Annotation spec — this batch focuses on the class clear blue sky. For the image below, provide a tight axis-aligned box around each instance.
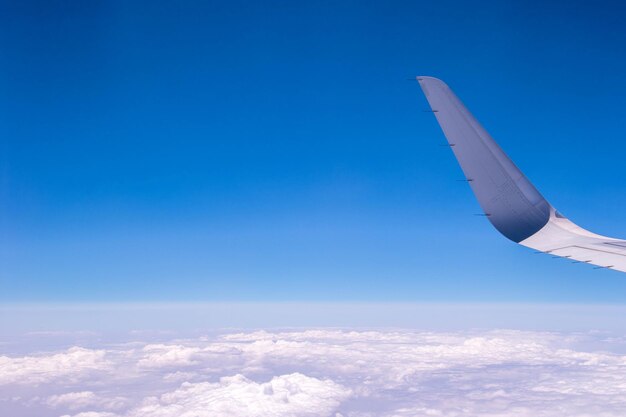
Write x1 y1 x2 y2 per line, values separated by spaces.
2 0 626 302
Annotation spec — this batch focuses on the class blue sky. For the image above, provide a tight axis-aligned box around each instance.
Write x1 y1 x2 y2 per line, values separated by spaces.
2 0 626 302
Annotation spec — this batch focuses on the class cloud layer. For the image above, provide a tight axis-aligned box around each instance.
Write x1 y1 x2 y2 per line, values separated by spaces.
2 329 626 416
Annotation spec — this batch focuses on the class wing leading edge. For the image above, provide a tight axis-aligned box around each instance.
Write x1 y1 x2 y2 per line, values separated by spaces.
418 76 626 273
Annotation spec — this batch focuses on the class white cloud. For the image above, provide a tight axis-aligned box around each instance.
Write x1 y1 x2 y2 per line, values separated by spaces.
125 373 350 417
4 329 626 417
162 371 198 382
47 391 99 409
46 391 127 411
0 347 109 386
60 412 119 417
137 344 202 368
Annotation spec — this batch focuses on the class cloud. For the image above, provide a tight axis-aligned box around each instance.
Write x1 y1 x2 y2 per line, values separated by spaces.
60 413 119 417
125 373 350 417
47 391 99 409
0 347 109 386
4 329 626 416
46 391 127 411
136 344 202 368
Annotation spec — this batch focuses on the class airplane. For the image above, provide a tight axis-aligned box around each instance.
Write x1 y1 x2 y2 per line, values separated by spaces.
417 76 626 273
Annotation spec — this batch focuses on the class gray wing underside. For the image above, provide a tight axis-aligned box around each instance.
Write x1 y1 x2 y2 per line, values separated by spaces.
418 76 626 273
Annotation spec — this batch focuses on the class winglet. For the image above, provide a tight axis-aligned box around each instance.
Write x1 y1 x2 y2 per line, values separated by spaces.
417 76 551 242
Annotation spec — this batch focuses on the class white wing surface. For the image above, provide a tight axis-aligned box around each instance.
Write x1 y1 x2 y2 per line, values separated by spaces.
418 76 626 273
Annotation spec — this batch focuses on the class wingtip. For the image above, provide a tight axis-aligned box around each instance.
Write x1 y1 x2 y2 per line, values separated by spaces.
416 76 447 86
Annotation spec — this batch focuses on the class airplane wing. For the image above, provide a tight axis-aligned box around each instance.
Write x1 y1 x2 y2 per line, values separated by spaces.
417 76 626 273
